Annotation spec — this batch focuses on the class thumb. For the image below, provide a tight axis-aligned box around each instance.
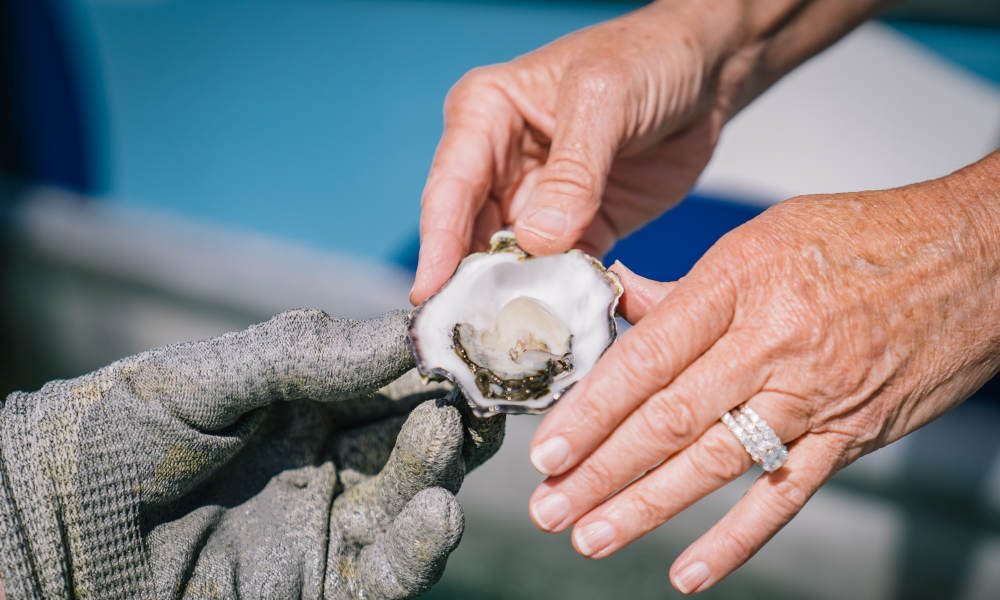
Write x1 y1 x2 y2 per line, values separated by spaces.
610 260 677 324
514 70 623 255
121 308 414 432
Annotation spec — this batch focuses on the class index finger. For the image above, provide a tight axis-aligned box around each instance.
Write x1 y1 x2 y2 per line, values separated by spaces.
528 274 736 476
411 83 503 305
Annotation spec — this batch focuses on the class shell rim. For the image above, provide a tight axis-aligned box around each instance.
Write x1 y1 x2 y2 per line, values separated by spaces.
407 231 624 418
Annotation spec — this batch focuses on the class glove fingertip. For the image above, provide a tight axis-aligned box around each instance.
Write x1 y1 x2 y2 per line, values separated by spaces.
356 487 464 599
394 400 465 489
408 486 464 548
352 309 416 387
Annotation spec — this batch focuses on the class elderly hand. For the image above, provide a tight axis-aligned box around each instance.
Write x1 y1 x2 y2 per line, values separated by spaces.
0 309 504 599
526 151 1000 593
410 1 748 304
411 0 893 305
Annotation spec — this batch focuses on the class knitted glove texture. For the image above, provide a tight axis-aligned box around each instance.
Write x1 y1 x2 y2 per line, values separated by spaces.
0 309 504 599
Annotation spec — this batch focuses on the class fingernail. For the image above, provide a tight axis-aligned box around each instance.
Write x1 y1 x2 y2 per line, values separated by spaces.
574 520 616 557
530 437 570 475
672 561 710 594
530 493 570 531
520 208 567 241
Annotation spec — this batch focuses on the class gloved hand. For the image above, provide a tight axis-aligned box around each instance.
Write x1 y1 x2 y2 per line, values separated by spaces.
0 309 504 599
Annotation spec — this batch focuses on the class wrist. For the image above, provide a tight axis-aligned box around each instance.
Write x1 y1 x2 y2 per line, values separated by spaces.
639 0 779 120
936 150 1000 271
917 150 1000 359
688 0 893 118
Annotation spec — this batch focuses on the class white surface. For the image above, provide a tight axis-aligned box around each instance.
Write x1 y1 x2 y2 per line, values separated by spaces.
697 23 1000 204
10 186 414 319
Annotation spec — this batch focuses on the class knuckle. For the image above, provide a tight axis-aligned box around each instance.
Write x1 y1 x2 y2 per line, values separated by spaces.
567 61 628 98
640 392 700 444
719 525 760 564
571 393 620 437
753 303 824 359
540 153 599 204
622 486 668 527
575 456 618 493
446 65 505 108
700 228 762 286
767 477 809 515
617 330 674 388
688 430 746 483
706 222 753 257
417 221 464 250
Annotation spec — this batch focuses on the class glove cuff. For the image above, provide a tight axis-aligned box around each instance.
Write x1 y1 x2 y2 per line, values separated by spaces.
0 397 43 600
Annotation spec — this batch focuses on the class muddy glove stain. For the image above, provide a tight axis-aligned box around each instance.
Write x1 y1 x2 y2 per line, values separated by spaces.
0 309 504 599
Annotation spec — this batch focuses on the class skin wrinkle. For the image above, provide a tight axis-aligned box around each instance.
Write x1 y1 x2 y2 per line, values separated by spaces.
530 152 1000 593
413 1 756 302
411 0 1000 591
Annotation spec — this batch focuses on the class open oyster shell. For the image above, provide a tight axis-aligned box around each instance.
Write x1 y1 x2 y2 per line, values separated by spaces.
408 231 623 417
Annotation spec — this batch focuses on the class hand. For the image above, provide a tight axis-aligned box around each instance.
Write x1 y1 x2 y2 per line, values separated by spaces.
411 0 748 304
411 0 896 306
526 153 1000 593
0 309 505 599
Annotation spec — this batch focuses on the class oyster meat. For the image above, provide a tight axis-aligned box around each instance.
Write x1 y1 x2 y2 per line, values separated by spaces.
408 231 623 416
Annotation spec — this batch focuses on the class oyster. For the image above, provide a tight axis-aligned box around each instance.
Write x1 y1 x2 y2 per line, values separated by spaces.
408 231 623 417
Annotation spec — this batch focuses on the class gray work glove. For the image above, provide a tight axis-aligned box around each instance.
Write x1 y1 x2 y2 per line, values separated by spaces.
0 309 504 599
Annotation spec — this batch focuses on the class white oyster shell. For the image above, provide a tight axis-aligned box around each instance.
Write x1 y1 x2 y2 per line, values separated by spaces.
408 231 623 417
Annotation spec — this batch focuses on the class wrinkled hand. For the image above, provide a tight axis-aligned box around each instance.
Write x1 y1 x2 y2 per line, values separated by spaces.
526 155 1000 593
0 309 504 599
411 1 748 303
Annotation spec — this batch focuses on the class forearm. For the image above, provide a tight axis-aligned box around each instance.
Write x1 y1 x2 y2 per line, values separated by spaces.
938 148 1000 289
669 0 897 117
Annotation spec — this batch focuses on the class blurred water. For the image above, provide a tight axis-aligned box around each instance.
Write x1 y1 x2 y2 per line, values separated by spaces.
65 0 633 264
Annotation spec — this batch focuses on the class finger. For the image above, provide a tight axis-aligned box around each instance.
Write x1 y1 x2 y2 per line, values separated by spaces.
122 308 413 432
445 389 507 472
328 368 452 427
528 332 769 533
355 487 464 599
559 395 809 558
334 399 465 546
333 414 408 490
569 424 753 557
668 433 839 594
529 275 736 476
412 73 506 305
609 261 678 324
374 399 466 504
470 197 504 253
514 66 626 255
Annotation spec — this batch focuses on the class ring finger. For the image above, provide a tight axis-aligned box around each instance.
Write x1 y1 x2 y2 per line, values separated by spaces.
528 332 776 533
564 393 808 559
